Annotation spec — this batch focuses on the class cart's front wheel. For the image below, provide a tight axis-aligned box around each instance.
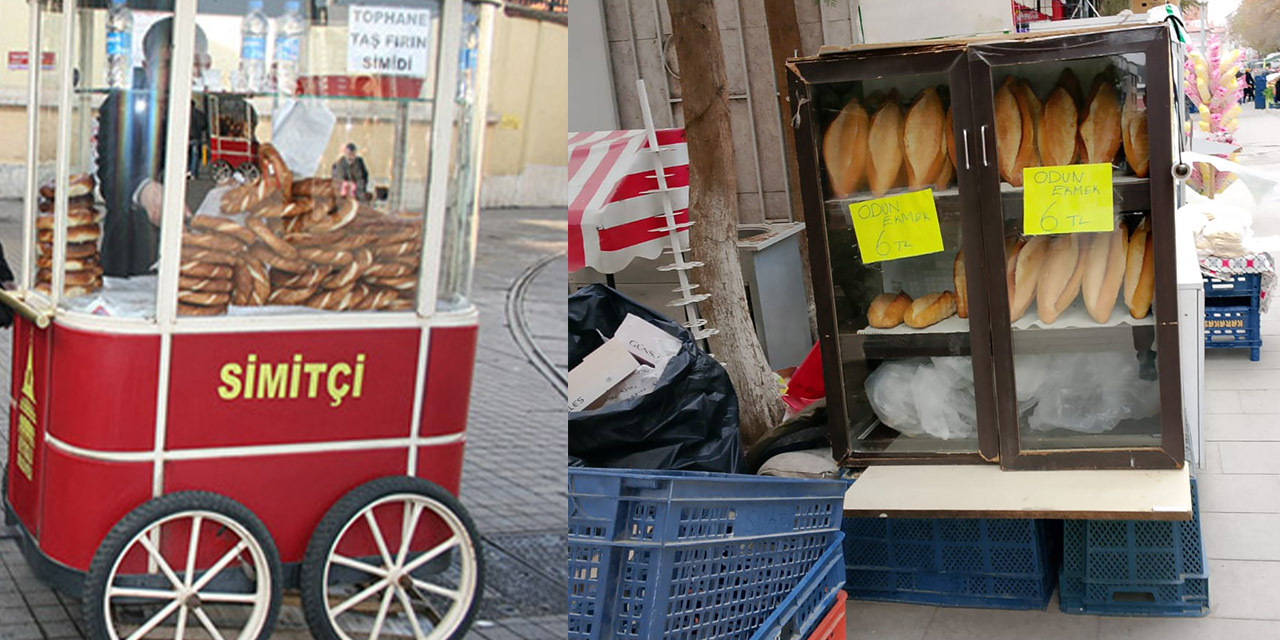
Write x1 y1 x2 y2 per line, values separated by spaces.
236 162 260 184
82 492 282 640
301 477 484 640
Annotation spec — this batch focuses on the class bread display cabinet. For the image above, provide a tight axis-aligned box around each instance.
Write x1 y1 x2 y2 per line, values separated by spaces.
788 24 1183 471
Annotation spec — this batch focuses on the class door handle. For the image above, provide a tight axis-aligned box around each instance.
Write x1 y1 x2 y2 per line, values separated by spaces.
962 129 971 170
980 124 990 167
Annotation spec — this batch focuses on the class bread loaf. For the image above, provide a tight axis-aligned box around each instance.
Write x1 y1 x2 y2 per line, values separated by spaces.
36 208 100 229
1040 87 1079 167
183 231 245 253
904 291 957 329
903 88 946 189
866 94 904 197
954 250 968 319
994 78 1022 185
267 286 316 306
1010 235 1048 321
181 262 234 280
1124 217 1155 318
189 215 257 245
1036 235 1085 324
1005 236 1025 316
38 225 100 244
178 302 227 316
178 290 231 307
179 276 234 293
1011 80 1042 185
822 96 870 198
1121 94 1149 178
934 105 955 189
867 292 911 329
1080 80 1122 165
1081 221 1129 323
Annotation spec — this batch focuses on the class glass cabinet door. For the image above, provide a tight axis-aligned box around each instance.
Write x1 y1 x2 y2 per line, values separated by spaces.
789 49 1000 464
968 26 1183 469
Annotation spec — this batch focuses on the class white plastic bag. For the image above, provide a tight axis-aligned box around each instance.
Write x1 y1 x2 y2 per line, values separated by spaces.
866 357 977 440
1019 352 1161 434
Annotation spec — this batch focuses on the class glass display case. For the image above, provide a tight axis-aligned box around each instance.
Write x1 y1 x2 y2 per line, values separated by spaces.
789 24 1184 470
19 0 494 324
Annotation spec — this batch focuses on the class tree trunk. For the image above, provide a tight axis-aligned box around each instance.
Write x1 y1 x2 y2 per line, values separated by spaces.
762 0 820 341
666 0 784 448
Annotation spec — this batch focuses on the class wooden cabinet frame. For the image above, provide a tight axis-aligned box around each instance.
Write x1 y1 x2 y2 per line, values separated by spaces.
787 25 1184 471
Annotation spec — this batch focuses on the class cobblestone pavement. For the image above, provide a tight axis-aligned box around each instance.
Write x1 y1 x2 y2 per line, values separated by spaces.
0 205 568 639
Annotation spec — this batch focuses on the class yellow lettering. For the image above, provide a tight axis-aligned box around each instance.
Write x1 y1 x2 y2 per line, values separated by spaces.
18 396 35 422
17 414 34 439
290 354 303 399
327 363 351 407
353 354 366 398
304 362 327 398
218 363 243 400
257 363 288 399
244 354 258 399
217 354 371 407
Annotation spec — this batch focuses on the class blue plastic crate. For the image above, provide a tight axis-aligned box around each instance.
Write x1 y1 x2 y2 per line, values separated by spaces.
1205 305 1261 361
1203 274 1261 298
1058 479 1209 617
1059 575 1208 617
567 468 846 640
747 533 846 640
842 518 1057 610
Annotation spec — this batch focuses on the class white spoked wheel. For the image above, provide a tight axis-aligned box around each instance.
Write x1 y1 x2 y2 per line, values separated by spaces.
210 160 234 185
301 477 485 640
236 162 260 184
82 492 282 640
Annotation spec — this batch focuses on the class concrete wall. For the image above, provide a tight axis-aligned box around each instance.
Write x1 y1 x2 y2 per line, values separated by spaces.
568 0 619 132
0 1 567 208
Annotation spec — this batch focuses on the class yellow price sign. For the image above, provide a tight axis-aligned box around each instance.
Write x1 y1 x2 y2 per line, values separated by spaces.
848 189 944 264
1023 163 1115 235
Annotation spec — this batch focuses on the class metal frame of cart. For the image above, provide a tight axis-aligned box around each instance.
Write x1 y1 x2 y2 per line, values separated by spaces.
2 1 499 639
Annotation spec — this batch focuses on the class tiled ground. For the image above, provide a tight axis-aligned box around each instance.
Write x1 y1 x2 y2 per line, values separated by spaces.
0 207 568 639
841 107 1280 638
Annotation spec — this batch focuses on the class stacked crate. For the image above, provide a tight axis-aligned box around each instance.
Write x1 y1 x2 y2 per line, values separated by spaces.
567 468 846 640
842 517 1059 610
1058 479 1208 617
1203 274 1262 361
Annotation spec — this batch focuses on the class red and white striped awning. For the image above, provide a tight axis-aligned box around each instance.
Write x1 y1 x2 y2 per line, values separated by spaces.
568 128 690 274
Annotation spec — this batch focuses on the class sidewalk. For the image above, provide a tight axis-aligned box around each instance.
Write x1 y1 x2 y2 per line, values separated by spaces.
0 205 569 639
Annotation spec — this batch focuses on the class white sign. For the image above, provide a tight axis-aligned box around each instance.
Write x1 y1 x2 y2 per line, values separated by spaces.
347 5 433 77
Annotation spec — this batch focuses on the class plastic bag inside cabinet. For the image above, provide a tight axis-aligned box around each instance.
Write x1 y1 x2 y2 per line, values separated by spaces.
865 357 977 440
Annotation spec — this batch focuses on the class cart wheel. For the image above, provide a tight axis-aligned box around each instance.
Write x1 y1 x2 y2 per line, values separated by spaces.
210 160 234 185
300 477 484 640
237 162 260 183
82 492 282 640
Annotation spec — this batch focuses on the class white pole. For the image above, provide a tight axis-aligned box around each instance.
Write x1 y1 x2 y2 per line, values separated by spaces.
635 79 717 341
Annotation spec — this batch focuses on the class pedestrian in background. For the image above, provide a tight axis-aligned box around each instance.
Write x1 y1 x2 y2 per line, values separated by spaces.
331 143 370 201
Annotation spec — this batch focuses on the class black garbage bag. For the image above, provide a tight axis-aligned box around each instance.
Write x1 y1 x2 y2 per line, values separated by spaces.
568 284 744 473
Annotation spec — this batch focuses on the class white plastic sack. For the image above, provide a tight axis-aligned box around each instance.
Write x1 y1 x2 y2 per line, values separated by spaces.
758 447 839 479
1017 352 1161 434
866 357 977 440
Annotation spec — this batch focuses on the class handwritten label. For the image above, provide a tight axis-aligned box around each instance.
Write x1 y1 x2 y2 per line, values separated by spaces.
1023 163 1114 235
848 189 944 264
